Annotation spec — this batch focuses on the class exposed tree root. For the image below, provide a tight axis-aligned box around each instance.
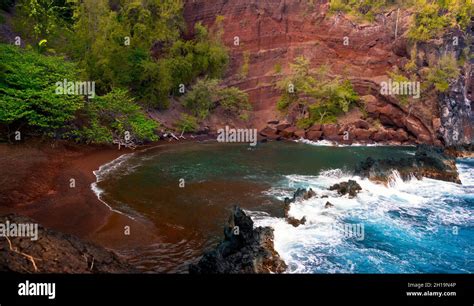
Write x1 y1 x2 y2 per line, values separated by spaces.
4 236 40 272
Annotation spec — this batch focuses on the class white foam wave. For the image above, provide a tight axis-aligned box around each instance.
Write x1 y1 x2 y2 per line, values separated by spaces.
254 161 474 273
297 139 338 147
91 153 137 220
93 153 135 182
458 158 474 186
296 138 414 147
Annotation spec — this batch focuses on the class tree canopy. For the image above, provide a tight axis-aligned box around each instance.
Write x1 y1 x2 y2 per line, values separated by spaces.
1 0 248 143
277 57 358 126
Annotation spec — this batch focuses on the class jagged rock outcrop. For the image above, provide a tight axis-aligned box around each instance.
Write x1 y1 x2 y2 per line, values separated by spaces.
409 27 473 146
189 206 287 274
283 188 316 209
445 144 474 158
260 126 281 140
439 67 473 146
0 214 132 273
282 188 315 227
283 188 312 214
355 145 461 184
329 180 362 198
287 216 306 227
325 201 334 209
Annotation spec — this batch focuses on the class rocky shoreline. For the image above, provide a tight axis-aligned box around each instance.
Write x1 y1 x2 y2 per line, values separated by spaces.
189 144 462 273
259 120 431 146
0 139 470 274
0 214 132 273
355 144 461 184
189 206 287 274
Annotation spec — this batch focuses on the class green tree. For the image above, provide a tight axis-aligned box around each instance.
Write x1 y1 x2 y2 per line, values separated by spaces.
277 56 358 124
182 78 220 119
13 0 76 51
182 78 250 119
0 43 158 143
74 88 158 143
0 44 83 137
175 113 199 133
427 53 460 92
219 87 251 115
69 1 227 108
408 0 473 41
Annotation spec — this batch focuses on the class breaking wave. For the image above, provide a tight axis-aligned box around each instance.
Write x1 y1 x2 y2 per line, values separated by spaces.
252 159 474 273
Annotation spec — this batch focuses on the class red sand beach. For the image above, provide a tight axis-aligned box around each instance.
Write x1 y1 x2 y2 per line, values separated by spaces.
0 140 160 253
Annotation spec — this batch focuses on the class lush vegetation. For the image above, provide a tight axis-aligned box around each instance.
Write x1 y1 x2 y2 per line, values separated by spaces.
329 0 473 40
387 70 411 105
329 0 402 21
175 113 199 133
408 0 473 41
69 2 229 109
0 0 248 143
2 0 470 142
426 53 460 92
183 78 251 119
0 44 83 137
0 44 157 143
240 51 250 79
329 0 470 96
72 88 158 144
277 57 359 125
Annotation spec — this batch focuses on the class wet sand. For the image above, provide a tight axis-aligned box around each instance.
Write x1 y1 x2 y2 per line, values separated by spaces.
0 140 160 255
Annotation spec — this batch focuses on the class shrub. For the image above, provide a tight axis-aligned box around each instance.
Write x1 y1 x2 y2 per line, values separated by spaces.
219 87 251 114
408 0 473 41
240 51 250 78
182 78 250 119
329 0 351 13
329 0 401 21
277 95 292 111
427 53 460 92
75 88 158 143
277 56 358 123
309 104 341 124
239 112 250 121
182 78 220 119
274 63 282 74
175 113 199 133
0 44 83 136
69 2 228 109
0 0 15 12
408 0 450 41
296 118 314 129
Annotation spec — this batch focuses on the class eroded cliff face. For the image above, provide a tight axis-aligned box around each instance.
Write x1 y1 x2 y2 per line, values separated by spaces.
439 63 473 146
184 0 473 145
436 25 474 146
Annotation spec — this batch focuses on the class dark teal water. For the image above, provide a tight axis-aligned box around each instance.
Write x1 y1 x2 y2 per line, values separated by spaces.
92 141 473 273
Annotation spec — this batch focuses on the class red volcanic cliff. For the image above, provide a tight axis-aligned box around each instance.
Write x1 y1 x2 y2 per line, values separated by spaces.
184 0 473 146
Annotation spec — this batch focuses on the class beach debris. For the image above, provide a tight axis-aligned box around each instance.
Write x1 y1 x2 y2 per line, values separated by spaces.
112 132 137 150
170 133 179 141
179 128 186 139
